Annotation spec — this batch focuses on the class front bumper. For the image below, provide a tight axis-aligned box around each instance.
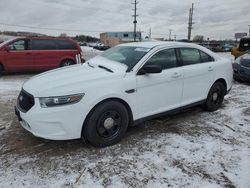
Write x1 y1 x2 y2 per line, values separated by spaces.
15 98 89 140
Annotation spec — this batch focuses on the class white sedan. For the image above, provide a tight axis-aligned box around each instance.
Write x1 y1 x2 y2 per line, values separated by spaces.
15 41 233 147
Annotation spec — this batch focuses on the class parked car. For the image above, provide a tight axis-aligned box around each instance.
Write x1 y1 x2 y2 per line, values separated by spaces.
222 44 234 52
231 37 250 59
93 45 110 51
0 37 84 75
233 52 250 82
15 42 233 147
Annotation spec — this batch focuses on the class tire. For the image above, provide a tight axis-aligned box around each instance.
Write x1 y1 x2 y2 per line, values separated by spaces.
203 82 226 111
233 76 243 83
83 101 129 147
0 64 4 75
60 59 74 67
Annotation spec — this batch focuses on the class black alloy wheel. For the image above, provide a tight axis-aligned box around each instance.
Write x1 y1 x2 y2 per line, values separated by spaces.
204 82 225 111
97 110 121 138
83 101 129 147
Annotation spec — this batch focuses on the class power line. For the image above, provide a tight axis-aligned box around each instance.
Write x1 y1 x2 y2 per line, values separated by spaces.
0 22 107 33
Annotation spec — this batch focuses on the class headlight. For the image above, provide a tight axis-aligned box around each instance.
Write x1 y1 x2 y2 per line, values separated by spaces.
39 93 84 108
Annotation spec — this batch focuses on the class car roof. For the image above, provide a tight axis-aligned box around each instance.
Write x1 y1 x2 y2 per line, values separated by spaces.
119 41 202 49
10 36 74 41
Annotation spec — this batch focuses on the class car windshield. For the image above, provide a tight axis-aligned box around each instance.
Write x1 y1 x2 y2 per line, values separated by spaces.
0 38 14 47
101 46 150 71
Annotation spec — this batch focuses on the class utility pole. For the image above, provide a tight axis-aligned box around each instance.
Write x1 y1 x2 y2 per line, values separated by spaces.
132 0 138 42
248 25 250 36
169 29 172 41
149 28 152 39
188 3 194 41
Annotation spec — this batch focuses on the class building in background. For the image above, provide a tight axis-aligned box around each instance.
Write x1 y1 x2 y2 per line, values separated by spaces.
100 31 142 47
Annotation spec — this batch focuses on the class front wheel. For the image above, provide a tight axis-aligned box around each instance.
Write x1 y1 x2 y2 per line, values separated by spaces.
0 64 4 75
60 59 74 67
203 82 226 111
83 101 129 147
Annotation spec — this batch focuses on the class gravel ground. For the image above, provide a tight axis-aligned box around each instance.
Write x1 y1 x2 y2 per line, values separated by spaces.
0 53 249 188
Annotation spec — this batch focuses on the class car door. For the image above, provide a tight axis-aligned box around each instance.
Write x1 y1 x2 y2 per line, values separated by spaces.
135 48 183 119
179 48 215 106
3 39 33 72
32 39 58 71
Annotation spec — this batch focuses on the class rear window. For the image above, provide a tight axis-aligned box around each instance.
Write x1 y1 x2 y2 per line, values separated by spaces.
32 39 56 50
56 40 77 50
239 39 250 51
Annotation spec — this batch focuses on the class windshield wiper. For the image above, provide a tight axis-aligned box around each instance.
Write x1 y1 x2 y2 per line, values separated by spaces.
98 65 114 73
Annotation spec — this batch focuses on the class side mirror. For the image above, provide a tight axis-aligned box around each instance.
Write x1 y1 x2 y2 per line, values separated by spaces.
138 65 162 75
5 46 11 52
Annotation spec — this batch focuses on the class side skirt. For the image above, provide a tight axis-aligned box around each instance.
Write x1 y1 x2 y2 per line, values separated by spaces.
133 100 206 126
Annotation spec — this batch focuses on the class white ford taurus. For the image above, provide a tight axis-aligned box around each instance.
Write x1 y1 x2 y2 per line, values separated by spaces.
15 42 233 147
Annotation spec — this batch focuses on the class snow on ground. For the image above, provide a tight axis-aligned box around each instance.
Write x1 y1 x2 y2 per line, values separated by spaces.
81 46 103 60
0 53 250 188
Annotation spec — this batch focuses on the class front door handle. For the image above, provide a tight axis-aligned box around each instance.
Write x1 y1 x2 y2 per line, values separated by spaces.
208 66 214 71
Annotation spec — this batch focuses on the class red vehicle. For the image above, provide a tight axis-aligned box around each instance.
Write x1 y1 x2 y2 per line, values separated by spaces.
0 37 84 75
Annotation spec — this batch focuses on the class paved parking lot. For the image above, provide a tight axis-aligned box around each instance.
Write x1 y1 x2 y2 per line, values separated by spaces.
0 53 249 188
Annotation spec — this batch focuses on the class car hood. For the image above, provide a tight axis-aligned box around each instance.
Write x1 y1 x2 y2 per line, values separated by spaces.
23 56 128 97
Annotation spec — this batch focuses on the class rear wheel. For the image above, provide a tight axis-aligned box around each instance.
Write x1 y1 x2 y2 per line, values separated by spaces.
83 101 129 147
61 59 74 67
203 82 226 111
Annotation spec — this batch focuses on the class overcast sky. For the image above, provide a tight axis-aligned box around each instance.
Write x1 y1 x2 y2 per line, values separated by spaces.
0 0 249 40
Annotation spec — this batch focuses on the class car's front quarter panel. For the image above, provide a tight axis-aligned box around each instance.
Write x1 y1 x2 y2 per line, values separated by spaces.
18 98 90 140
18 73 137 140
83 73 137 119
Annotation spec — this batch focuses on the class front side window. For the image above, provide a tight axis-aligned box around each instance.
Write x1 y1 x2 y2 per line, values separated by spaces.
144 48 177 70
32 39 56 50
101 46 150 70
180 48 201 65
10 40 28 51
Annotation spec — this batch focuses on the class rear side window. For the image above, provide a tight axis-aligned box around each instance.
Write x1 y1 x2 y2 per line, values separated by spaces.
56 40 77 50
180 48 214 65
199 50 214 62
32 39 56 50
145 48 177 70
180 48 201 65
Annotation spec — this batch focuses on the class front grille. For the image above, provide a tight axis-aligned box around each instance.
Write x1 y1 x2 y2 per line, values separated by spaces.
17 90 35 113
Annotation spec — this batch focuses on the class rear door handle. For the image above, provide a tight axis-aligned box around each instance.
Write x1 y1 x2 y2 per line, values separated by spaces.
208 66 214 71
172 72 182 78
